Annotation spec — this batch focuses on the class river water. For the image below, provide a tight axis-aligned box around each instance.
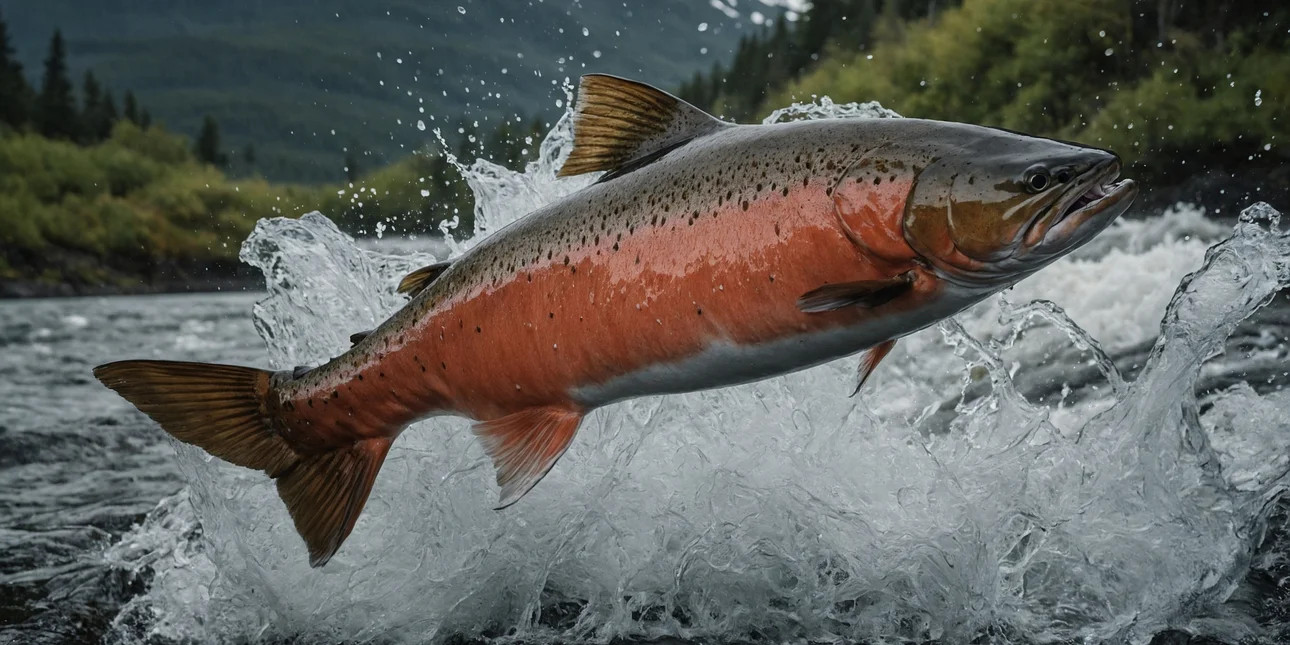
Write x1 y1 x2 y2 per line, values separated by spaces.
5 107 1290 644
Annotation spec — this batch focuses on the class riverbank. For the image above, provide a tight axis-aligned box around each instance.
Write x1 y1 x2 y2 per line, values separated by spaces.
0 260 262 298
6 163 1285 299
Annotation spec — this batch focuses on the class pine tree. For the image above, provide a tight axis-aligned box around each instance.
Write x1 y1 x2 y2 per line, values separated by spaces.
92 89 119 141
139 109 152 129
37 30 78 140
123 90 140 124
0 8 33 130
80 70 103 143
243 143 256 166
194 114 226 166
101 90 118 130
344 147 359 182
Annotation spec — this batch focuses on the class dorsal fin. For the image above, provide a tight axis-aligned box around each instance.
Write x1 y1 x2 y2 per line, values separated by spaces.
558 74 730 179
397 261 451 297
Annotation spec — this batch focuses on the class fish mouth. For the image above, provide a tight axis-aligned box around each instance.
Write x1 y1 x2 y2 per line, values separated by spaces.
1024 159 1138 256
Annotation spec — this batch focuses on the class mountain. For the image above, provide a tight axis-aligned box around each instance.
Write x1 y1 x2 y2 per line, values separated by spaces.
0 0 761 182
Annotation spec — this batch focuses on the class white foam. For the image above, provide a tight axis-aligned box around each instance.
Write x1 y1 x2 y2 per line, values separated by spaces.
104 99 1290 644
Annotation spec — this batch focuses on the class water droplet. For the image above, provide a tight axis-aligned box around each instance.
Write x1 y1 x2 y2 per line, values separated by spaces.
456 5 465 14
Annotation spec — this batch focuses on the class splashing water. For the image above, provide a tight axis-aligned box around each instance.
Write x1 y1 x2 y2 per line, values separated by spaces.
103 100 1290 644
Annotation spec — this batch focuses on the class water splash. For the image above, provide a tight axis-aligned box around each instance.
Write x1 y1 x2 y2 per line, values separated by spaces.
104 100 1290 644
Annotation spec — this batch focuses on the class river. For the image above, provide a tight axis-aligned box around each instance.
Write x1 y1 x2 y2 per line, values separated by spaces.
4 106 1290 644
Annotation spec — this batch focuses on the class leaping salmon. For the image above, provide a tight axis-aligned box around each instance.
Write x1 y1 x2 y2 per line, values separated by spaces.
94 75 1138 566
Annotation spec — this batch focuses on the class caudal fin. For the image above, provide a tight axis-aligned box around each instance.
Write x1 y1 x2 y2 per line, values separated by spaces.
93 360 391 567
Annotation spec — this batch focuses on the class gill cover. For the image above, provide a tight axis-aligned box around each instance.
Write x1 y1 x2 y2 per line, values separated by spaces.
899 123 1117 285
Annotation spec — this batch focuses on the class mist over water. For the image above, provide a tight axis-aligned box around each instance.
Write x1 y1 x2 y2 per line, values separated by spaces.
93 104 1290 644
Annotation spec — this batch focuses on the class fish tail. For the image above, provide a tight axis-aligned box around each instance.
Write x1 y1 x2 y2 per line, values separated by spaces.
93 359 391 567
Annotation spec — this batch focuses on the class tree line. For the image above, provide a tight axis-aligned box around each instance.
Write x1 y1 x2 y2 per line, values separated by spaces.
678 0 949 121
677 0 1287 180
0 14 152 146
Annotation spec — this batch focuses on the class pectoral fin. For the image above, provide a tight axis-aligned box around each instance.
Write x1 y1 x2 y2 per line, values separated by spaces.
797 271 915 313
852 339 896 396
472 406 584 509
397 261 451 297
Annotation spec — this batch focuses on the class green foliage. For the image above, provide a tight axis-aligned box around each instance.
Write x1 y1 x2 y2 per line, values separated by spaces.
678 0 949 121
2 0 747 184
771 0 1289 176
0 124 315 287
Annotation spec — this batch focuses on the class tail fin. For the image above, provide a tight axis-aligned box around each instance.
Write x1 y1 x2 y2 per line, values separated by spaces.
93 360 391 567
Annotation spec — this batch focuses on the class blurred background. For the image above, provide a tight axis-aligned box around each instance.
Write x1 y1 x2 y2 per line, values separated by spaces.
0 0 1285 297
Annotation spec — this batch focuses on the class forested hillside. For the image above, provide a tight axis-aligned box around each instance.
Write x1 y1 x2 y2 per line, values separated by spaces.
681 0 1287 184
0 0 751 182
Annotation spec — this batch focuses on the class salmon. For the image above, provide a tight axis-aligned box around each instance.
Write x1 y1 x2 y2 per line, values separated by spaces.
94 75 1138 566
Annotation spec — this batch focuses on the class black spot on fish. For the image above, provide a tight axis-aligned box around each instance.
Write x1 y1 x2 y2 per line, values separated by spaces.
475 326 481 333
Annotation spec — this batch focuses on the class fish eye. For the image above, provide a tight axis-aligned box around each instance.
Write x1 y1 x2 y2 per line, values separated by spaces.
1024 167 1051 193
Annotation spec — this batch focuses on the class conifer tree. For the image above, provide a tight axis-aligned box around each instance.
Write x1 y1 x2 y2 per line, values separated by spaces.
123 90 140 124
0 8 32 130
37 30 78 140
344 148 360 182
36 29 78 138
80 70 103 143
94 89 119 141
194 114 226 166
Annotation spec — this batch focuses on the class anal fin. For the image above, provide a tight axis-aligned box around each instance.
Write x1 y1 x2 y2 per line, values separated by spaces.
397 261 451 297
472 406 583 509
797 271 915 313
853 339 897 396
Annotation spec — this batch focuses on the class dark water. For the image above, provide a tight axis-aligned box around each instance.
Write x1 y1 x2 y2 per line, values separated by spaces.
3 234 1290 644
0 293 264 642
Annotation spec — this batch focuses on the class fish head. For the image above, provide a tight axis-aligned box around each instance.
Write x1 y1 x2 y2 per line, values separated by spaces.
900 124 1137 289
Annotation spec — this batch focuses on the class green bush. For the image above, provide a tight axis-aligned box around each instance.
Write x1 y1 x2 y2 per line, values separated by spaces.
772 0 1289 176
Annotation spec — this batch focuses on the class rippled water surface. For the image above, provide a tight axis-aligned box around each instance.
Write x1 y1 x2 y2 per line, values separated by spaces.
5 106 1290 644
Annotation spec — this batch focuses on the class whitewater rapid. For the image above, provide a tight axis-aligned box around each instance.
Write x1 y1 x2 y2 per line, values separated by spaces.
101 104 1290 644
